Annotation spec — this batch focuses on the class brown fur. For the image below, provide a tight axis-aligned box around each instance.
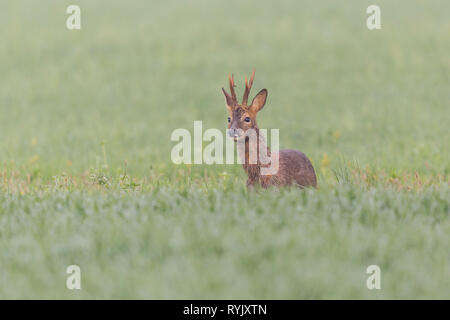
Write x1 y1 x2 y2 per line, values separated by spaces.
222 70 317 189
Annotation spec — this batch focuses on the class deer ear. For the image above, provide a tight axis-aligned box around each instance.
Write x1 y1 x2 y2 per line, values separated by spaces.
249 89 267 113
222 88 234 108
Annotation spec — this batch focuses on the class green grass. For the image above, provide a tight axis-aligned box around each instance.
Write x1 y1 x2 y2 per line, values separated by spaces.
0 0 449 299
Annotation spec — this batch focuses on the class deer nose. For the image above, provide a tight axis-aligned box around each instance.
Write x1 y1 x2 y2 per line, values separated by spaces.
228 128 238 138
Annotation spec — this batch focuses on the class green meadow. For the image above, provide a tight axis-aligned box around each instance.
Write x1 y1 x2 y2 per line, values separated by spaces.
0 0 448 299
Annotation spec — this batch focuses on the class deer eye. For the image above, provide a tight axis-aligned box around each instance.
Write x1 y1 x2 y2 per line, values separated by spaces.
227 117 231 123
244 117 251 123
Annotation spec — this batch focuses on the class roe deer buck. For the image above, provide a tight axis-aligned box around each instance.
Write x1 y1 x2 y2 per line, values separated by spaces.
222 70 317 189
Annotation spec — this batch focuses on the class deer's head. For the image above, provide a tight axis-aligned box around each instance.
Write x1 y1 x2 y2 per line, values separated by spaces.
222 70 267 141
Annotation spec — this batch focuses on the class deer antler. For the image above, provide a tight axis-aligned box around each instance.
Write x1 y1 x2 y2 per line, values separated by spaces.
229 74 237 103
242 69 255 107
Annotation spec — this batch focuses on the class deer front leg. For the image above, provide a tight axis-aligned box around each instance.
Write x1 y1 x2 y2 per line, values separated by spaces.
246 178 258 191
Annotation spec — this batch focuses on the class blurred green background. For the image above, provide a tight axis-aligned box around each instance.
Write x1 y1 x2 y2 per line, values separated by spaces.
0 0 448 299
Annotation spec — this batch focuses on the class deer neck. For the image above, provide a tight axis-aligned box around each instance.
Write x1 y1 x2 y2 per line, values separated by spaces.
239 128 271 180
